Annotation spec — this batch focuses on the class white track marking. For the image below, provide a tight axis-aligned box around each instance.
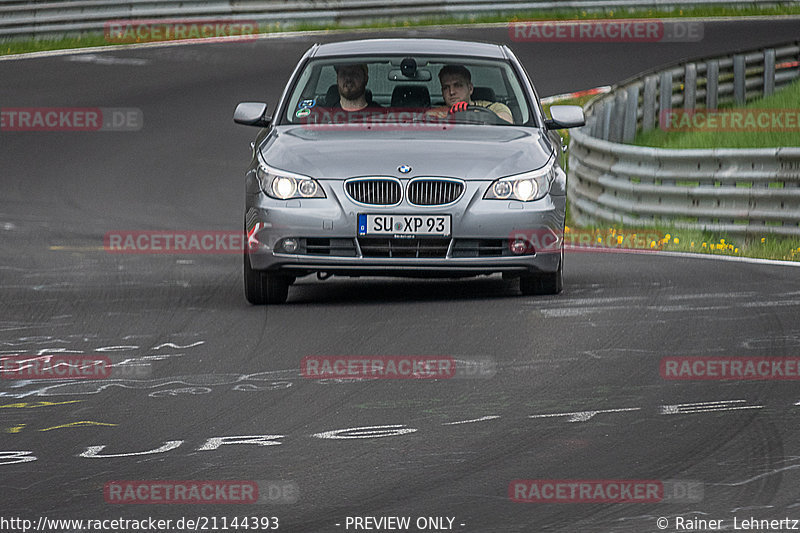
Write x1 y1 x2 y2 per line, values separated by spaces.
529 407 640 422
0 451 37 465
79 440 183 458
66 54 149 65
660 400 763 415
715 464 800 487
579 248 800 267
443 415 500 425
152 341 204 350
196 435 284 450
312 425 417 439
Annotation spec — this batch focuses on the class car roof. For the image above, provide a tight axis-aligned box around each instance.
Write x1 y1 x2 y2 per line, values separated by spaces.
311 38 508 59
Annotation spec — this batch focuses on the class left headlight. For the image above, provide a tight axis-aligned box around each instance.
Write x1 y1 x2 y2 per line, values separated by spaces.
256 163 326 200
483 161 556 202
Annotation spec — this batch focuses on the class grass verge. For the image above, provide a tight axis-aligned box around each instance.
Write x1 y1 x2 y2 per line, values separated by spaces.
563 224 800 262
635 78 800 148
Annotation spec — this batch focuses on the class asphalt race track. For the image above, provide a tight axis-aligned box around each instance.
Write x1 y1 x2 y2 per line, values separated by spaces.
2 17 800 533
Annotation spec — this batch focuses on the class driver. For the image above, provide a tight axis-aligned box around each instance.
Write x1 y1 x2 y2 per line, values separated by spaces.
428 65 513 124
333 63 382 111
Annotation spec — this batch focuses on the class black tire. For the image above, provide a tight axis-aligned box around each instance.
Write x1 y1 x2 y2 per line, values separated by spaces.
243 251 290 305
520 247 563 296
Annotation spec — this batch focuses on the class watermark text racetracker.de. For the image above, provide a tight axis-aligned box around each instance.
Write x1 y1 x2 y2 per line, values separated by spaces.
298 107 460 131
104 230 249 254
509 479 703 503
1 355 152 380
660 108 800 131
104 480 297 504
661 357 800 380
301 356 496 380
509 19 703 42
104 19 258 43
0 108 142 132
508 228 668 254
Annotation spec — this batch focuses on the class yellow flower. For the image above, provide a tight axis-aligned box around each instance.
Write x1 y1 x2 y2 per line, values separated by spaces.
720 239 725 244
564 226 571 234
690 242 695 247
650 241 656 248
665 234 671 240
761 237 766 243
702 242 707 248
597 236 602 243
674 238 679 244
617 236 623 244
734 248 739 253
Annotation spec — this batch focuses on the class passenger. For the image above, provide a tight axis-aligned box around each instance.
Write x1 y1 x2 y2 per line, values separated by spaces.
428 65 513 123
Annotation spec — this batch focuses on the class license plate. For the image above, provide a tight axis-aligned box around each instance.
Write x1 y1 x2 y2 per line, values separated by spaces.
358 214 451 237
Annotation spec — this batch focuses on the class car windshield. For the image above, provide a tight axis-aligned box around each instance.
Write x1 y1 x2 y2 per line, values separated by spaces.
282 56 535 126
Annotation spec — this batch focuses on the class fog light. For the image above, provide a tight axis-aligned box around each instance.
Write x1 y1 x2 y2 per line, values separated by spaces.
510 239 529 255
281 238 299 253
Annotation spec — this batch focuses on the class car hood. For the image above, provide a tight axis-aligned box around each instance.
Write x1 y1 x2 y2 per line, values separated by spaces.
259 125 554 180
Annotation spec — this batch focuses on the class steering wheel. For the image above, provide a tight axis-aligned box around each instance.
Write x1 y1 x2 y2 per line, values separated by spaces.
451 105 502 125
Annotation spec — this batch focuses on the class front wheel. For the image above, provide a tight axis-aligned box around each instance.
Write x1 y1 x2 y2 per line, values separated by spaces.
520 248 563 296
243 252 290 304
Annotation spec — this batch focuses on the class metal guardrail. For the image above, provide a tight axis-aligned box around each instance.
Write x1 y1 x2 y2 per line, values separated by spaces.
0 0 797 39
568 42 800 236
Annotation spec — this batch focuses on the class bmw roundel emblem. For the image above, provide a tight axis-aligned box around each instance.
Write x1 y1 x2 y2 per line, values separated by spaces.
398 165 412 174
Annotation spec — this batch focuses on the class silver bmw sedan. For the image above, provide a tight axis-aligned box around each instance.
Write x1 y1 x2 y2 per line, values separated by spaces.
234 38 584 304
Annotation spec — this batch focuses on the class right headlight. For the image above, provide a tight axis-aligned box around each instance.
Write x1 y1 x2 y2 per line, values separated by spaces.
256 162 326 200
484 161 556 202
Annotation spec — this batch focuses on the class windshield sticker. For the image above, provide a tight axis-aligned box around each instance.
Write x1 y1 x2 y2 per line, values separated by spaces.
298 99 316 110
295 108 311 118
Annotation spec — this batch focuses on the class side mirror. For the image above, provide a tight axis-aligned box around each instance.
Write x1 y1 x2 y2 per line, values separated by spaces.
234 102 272 127
544 105 585 129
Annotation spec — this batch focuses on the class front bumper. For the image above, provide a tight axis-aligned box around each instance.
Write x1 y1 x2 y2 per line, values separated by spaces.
246 179 564 277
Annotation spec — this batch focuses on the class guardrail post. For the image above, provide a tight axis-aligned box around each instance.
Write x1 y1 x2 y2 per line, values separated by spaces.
592 102 605 138
642 75 657 132
602 99 613 141
792 40 800 84
609 91 627 143
590 103 602 137
733 54 746 104
623 85 639 143
585 115 597 138
763 48 776 96
684 63 697 110
658 71 673 129
706 60 719 110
